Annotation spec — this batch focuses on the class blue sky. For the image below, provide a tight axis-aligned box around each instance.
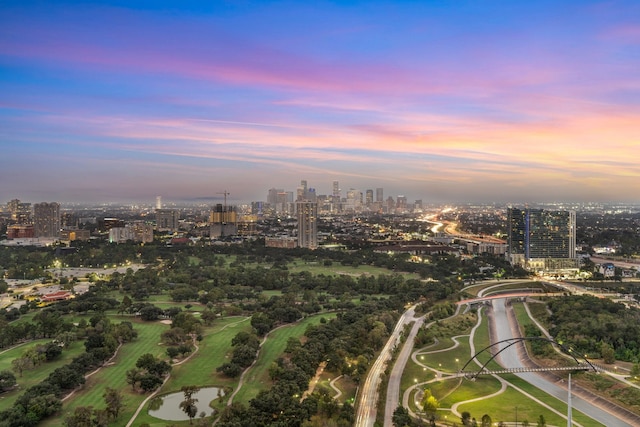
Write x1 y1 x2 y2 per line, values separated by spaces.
1 0 639 204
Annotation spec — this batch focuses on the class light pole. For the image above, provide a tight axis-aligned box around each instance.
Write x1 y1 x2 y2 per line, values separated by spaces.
515 405 518 427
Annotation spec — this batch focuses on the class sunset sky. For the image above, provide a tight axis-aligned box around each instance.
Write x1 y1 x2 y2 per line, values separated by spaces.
1 0 639 205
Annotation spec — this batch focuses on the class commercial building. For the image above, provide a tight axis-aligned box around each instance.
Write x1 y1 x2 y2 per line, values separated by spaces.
33 202 60 238
210 204 237 237
7 224 35 239
156 209 180 232
507 207 577 272
109 222 153 243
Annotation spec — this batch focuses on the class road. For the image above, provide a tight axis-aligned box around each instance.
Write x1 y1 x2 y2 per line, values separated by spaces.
384 313 425 427
491 298 634 427
355 306 417 427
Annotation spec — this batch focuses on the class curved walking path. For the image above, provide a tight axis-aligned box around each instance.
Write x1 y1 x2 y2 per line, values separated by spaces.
126 317 248 427
403 305 587 426
329 375 343 400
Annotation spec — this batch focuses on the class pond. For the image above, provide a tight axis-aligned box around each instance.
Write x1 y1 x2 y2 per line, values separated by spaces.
148 387 225 421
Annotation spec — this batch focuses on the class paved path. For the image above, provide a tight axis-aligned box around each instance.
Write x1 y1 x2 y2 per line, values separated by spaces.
492 298 635 427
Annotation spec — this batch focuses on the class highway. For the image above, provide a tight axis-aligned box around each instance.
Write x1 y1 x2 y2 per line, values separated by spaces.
491 298 635 427
355 306 417 427
384 313 425 427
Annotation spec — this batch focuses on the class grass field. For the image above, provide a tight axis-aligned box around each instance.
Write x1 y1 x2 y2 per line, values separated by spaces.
286 261 419 280
0 339 86 412
231 312 338 404
39 318 170 427
405 306 605 427
130 316 252 427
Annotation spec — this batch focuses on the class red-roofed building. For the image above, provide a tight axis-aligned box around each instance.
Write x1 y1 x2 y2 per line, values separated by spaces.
41 291 73 302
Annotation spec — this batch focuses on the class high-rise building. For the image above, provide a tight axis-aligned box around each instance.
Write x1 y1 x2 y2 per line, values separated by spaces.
33 202 60 238
365 189 373 207
156 209 180 232
297 201 318 249
156 196 162 209
376 188 384 203
507 207 577 271
7 199 32 223
396 195 407 211
298 180 308 201
210 204 237 237
332 181 341 213
109 222 153 243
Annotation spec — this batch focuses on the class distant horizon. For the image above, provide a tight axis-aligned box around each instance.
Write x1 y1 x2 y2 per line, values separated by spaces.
2 1 639 203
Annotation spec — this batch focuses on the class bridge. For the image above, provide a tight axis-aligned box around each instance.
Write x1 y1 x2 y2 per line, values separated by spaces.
460 337 599 380
457 291 566 305
459 363 595 379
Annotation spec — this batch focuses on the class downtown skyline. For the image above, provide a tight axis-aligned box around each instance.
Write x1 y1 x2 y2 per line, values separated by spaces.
1 0 639 205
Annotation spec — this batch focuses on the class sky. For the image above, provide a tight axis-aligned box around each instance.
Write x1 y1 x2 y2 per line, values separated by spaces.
1 0 639 205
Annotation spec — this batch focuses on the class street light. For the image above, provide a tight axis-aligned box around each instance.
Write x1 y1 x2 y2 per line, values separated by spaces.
515 405 518 427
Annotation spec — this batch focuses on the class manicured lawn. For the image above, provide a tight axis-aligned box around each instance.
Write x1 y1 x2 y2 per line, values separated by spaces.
130 316 252 427
287 262 419 280
400 359 436 398
436 376 501 407
458 384 605 427
0 340 85 411
418 340 471 373
231 312 338 404
41 318 170 427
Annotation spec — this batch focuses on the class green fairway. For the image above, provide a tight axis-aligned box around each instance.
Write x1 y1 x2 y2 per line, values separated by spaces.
130 316 252 427
287 261 419 280
41 318 170 427
0 340 85 411
231 312 337 404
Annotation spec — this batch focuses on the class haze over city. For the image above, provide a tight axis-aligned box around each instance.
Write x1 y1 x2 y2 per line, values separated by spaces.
1 0 639 204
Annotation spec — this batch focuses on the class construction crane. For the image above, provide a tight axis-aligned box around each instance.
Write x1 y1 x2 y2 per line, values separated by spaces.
217 190 230 211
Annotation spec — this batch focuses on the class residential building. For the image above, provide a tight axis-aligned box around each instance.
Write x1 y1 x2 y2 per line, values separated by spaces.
507 207 577 272
156 209 180 232
33 202 60 238
297 201 318 249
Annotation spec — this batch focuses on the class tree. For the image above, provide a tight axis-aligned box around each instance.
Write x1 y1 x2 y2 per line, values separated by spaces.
136 353 157 371
481 414 492 427
65 406 94 427
103 387 124 420
126 368 143 391
420 388 439 418
536 415 546 427
461 411 472 426
630 362 640 379
180 385 200 425
392 406 412 427
0 370 17 392
601 342 615 364
11 356 33 377
139 374 163 392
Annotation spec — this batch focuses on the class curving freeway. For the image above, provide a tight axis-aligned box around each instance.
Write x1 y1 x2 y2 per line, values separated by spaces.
355 306 417 427
491 298 636 427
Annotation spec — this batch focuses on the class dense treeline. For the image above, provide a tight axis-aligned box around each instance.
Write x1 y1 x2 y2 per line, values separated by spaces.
217 299 398 427
548 295 640 362
0 315 137 427
1 239 527 283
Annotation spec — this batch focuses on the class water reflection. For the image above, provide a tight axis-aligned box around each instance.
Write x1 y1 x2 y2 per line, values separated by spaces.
148 387 225 421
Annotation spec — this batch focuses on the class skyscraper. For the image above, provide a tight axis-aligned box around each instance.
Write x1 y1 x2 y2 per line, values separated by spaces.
507 207 577 271
365 189 373 207
156 209 180 232
376 188 384 203
33 202 60 238
332 181 341 212
297 201 318 249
